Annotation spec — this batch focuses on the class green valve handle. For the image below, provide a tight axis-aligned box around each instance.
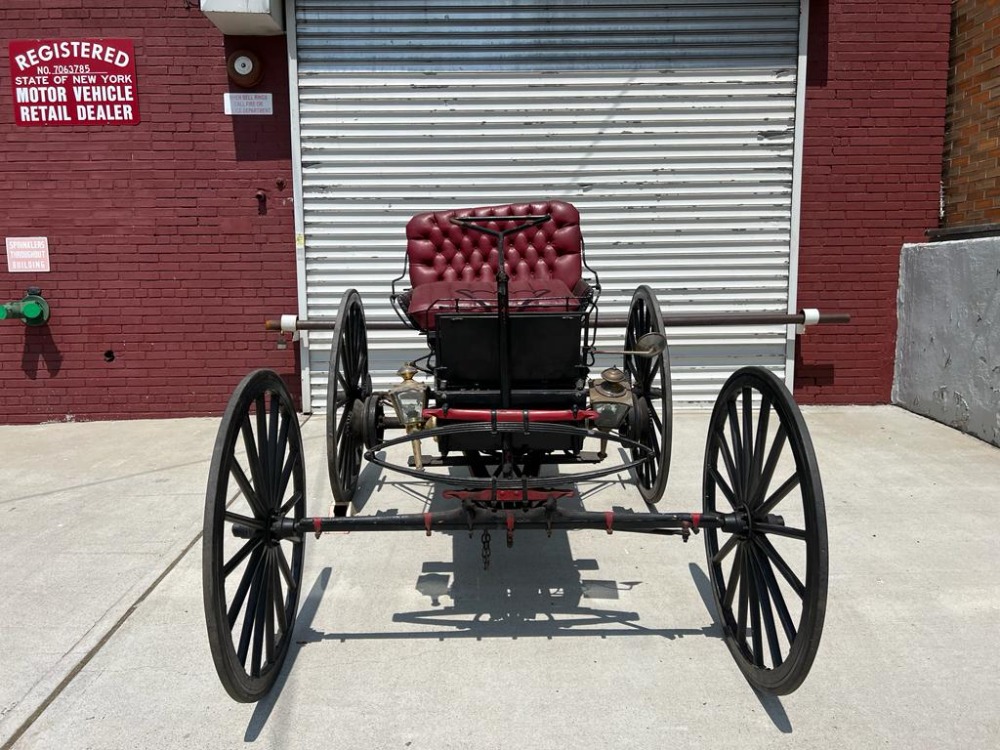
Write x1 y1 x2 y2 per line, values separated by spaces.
1 289 50 326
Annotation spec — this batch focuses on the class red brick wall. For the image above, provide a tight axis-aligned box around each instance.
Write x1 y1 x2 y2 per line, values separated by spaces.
0 1 954 422
794 0 952 403
942 0 1000 228
0 1 297 423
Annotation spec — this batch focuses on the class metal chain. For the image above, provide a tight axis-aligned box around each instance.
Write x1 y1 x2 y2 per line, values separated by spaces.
481 529 491 570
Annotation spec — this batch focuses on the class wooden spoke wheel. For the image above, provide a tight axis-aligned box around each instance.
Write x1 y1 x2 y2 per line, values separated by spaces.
203 370 306 703
621 285 672 503
703 367 828 695
326 289 372 515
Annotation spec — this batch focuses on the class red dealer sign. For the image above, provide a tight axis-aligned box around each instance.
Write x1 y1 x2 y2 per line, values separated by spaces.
9 39 140 126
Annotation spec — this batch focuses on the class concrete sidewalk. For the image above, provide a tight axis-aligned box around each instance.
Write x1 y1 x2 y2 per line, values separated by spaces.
1 406 998 749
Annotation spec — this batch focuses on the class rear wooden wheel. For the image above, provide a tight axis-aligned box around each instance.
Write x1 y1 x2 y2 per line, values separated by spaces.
327 289 371 515
622 285 672 503
703 367 828 695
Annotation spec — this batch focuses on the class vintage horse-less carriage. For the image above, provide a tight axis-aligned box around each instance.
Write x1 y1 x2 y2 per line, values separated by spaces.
203 200 844 702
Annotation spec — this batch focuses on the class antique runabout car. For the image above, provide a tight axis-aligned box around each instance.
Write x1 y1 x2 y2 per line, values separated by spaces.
202 200 841 702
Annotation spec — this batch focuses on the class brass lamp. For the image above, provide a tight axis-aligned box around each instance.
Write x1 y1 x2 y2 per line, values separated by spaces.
589 366 633 458
589 366 632 429
390 363 427 470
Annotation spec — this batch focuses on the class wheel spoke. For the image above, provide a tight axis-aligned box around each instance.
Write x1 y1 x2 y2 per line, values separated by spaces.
650 403 663 431
712 533 739 565
276 544 297 591
338 430 353 476
229 461 267 520
753 424 787 506
240 415 268 510
223 537 263 578
723 544 744 610
267 396 280 507
726 399 744 495
278 490 303 519
748 548 783 667
741 387 754 494
271 552 288 636
748 559 764 667
249 554 270 677
345 331 358 390
255 395 270 505
757 473 801 517
227 545 265 629
224 511 263 529
750 395 771 497
754 544 797 642
755 522 807 541
754 535 805 598
736 548 749 644
336 409 350 440
708 465 738 510
646 417 660 460
714 432 741 501
270 406 290 511
275 448 300 512
264 551 276 668
345 316 359 386
236 553 267 664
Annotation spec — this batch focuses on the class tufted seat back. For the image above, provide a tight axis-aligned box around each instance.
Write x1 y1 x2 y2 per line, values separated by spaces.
405 200 582 290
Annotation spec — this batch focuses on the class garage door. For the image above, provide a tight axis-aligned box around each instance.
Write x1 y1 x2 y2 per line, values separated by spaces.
288 0 805 410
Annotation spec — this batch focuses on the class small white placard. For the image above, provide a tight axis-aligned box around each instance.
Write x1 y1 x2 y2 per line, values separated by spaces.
224 92 273 116
5 237 50 272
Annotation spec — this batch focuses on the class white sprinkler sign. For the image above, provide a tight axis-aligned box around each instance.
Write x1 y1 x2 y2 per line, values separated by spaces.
224 92 273 116
5 237 50 272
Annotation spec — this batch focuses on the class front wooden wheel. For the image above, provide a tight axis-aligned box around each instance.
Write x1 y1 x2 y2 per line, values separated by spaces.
703 367 828 695
203 370 306 702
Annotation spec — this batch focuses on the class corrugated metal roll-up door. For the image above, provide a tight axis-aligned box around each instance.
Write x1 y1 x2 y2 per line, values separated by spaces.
290 0 804 411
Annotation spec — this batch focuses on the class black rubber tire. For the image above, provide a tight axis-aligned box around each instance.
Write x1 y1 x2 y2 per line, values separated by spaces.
622 285 672 503
702 366 828 695
203 369 306 703
327 290 371 512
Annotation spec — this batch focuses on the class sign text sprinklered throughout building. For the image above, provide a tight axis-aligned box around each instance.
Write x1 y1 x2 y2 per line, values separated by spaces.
8 39 140 126
5 237 50 272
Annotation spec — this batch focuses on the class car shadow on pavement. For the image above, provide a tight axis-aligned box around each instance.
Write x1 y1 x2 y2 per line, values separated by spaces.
245 495 789 739
688 562 792 733
244 566 332 742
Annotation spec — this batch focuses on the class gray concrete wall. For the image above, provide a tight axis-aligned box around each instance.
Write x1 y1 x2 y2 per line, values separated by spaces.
893 237 1000 445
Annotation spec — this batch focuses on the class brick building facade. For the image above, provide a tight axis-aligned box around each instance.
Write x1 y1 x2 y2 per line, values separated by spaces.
941 0 1000 230
1 2 298 423
0 0 953 423
795 0 951 403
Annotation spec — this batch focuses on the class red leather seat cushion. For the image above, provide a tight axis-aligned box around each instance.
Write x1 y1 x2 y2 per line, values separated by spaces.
407 278 577 331
405 200 583 290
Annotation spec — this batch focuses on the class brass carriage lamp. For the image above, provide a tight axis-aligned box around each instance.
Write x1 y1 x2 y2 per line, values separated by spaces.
590 367 632 429
390 363 428 470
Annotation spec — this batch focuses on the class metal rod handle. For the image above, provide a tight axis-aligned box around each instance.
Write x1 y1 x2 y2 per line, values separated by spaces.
266 310 851 332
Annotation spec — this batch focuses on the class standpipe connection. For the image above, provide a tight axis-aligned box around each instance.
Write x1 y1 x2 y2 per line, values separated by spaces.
0 288 50 326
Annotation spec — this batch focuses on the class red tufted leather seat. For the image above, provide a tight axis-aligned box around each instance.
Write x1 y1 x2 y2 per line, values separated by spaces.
404 200 585 331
